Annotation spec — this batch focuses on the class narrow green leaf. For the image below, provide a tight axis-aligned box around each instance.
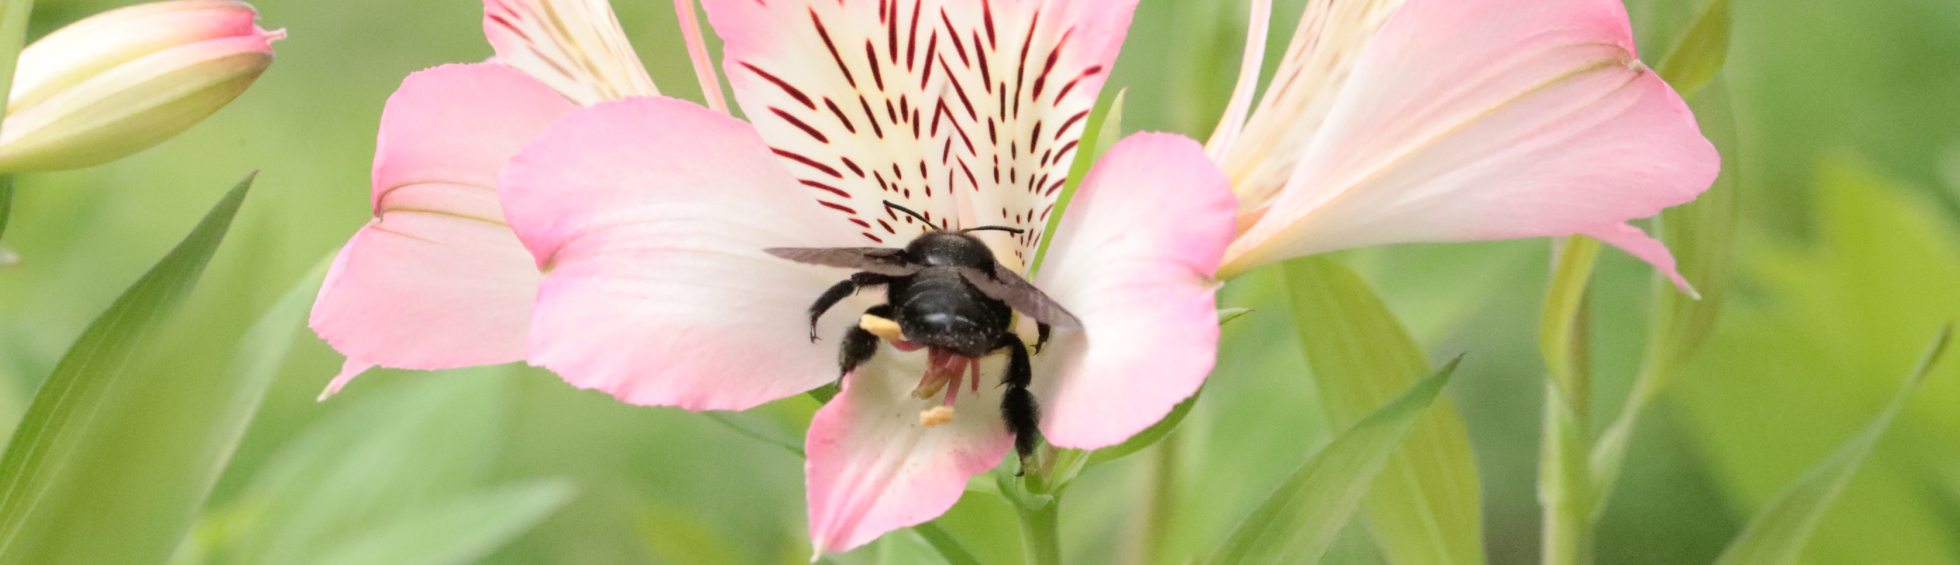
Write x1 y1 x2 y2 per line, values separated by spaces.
0 175 13 241
1711 325 1952 565
1030 88 1124 274
307 480 574 565
1539 236 1601 411
1085 390 1199 467
1206 358 1462 565
1590 78 1741 517
1283 257 1485 565
0 174 252 565
1652 0 1731 99
1218 307 1253 325
911 522 984 565
702 411 804 458
210 366 508 565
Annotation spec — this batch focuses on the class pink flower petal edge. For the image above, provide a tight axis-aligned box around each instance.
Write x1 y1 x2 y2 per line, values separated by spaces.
1032 133 1238 449
1220 0 1719 292
804 351 1014 555
308 63 574 385
499 96 869 411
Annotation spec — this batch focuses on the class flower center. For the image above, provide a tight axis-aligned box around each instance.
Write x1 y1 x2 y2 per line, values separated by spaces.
860 313 983 428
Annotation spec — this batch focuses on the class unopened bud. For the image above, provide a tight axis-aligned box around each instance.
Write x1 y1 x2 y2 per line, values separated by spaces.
0 0 282 171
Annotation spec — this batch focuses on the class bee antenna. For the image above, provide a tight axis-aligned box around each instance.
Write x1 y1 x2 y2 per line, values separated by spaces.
963 225 1027 235
882 201 941 229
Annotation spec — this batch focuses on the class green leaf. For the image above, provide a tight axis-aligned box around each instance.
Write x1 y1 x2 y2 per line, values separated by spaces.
0 174 252 565
1710 326 1951 565
1713 325 1952 563
205 366 510 565
911 522 984 565
1652 0 1731 99
306 480 574 565
1030 87 1124 274
1205 358 1462 565
1282 257 1485 565
702 411 804 458
1085 390 1199 467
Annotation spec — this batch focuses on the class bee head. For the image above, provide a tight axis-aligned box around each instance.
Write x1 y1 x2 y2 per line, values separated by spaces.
883 201 1022 269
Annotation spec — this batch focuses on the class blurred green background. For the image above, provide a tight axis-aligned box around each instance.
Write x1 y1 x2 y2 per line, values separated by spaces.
2 0 1958 563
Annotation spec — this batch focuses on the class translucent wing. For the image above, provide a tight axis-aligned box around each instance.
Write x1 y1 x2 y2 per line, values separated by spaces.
958 264 1081 329
767 247 922 276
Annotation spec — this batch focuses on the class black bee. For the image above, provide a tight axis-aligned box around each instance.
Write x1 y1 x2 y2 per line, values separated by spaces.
767 202 1082 461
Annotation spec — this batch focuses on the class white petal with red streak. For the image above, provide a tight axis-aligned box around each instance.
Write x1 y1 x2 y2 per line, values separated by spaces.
702 0 1136 269
483 0 658 105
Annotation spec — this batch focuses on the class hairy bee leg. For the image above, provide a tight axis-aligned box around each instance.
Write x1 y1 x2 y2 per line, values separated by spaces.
806 272 891 341
1033 322 1052 354
997 335 1041 471
839 304 896 380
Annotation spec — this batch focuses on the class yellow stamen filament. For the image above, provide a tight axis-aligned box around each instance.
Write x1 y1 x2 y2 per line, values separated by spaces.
919 406 956 427
859 314 905 342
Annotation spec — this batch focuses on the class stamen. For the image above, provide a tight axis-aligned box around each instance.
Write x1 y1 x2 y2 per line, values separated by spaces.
919 406 956 427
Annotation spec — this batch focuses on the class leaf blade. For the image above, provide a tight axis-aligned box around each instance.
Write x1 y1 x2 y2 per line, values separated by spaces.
306 480 575 565
1282 257 1486 565
1206 358 1462 565
0 174 254 565
1711 325 1952 565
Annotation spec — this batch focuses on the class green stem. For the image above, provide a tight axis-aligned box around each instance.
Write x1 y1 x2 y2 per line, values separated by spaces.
1539 236 1599 565
1013 493 1064 565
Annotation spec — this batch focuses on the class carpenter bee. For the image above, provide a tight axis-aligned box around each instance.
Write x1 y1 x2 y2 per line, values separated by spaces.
766 202 1082 462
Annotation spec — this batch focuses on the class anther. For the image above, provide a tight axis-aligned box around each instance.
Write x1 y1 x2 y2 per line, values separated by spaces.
919 406 956 427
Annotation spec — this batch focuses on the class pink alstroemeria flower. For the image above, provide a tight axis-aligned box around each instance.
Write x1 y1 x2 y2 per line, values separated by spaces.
497 0 1238 553
1206 0 1720 283
307 0 661 396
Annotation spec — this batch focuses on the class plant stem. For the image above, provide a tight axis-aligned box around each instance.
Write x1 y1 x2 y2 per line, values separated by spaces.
1013 493 1064 565
1539 236 1599 565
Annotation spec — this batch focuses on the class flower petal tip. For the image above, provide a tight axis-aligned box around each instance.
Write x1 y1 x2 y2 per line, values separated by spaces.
317 359 375 401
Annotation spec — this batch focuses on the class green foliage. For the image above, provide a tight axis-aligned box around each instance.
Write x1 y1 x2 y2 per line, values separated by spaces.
1652 0 1731 99
1206 358 1460 565
179 366 560 565
1675 157 1960 564
1713 326 1950 565
0 175 250 565
1284 257 1485 565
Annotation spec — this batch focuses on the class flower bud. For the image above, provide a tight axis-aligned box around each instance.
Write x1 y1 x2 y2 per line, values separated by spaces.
0 0 283 171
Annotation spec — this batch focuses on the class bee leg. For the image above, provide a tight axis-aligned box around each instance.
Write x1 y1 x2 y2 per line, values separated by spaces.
839 304 896 381
807 273 891 341
1032 322 1053 354
997 335 1041 473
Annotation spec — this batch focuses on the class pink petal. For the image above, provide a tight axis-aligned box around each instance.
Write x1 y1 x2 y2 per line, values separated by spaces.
309 63 574 375
701 0 1137 270
483 0 658 105
806 350 1014 554
1031 133 1238 449
1221 0 1719 293
499 96 868 411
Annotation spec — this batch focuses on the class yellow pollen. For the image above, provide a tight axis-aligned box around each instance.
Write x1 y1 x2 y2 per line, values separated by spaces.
859 314 905 342
919 406 956 427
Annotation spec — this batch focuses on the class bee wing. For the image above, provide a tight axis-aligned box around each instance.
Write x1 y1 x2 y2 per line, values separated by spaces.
764 247 921 276
959 265 1084 330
